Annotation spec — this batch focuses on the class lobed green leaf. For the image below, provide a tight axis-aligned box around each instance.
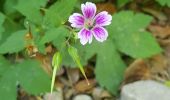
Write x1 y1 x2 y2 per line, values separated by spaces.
108 11 162 58
0 30 27 54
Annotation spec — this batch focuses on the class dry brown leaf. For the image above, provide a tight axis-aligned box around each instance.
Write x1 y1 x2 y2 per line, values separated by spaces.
74 79 96 93
100 90 113 100
123 59 151 85
122 54 170 86
17 89 38 100
45 44 53 54
148 25 170 39
96 2 116 14
35 53 52 75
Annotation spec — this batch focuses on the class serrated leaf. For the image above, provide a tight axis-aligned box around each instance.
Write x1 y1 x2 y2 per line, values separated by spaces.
108 11 162 58
81 40 126 95
0 59 51 100
15 0 47 24
0 12 5 40
156 0 170 7
0 30 26 54
17 59 51 95
95 40 126 95
44 0 77 27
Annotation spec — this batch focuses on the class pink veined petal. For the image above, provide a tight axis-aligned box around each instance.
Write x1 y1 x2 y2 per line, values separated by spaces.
92 26 108 42
68 13 85 28
78 28 93 45
81 2 96 19
94 11 112 26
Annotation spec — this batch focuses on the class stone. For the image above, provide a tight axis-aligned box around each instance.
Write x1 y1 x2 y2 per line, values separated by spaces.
73 94 92 100
121 80 170 100
44 88 63 100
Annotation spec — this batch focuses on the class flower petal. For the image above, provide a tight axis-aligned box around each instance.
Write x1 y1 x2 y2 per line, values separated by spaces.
68 13 85 28
92 26 108 42
78 28 93 45
94 11 112 26
81 2 96 19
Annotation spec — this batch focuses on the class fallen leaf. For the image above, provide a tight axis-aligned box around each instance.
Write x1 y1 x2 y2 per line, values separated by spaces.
74 79 96 93
123 59 151 85
148 25 170 39
96 2 116 14
123 54 170 86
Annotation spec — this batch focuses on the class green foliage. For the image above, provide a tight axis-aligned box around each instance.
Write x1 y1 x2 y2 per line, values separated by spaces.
68 45 89 84
156 0 170 7
0 56 11 76
17 60 51 94
44 0 77 27
0 30 26 54
51 52 62 93
0 0 163 98
78 40 126 94
95 40 125 95
15 0 47 24
117 0 131 7
0 13 5 40
0 67 17 100
0 59 51 100
165 81 170 87
40 26 68 48
4 0 17 14
108 11 162 58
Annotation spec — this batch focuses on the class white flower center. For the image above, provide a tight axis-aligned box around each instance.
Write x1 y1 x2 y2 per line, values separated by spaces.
85 19 94 29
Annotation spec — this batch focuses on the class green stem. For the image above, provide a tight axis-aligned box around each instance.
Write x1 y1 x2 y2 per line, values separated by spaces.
50 65 57 94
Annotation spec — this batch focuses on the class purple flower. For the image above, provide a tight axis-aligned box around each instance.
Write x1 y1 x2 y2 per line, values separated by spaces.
68 2 112 45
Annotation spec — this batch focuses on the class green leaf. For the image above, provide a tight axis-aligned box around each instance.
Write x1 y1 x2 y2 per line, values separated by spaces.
156 0 170 7
61 47 77 67
0 30 26 54
81 40 126 95
52 52 62 67
44 0 77 27
165 81 170 87
117 0 131 7
0 56 11 76
4 0 17 14
83 0 105 2
15 0 47 24
0 12 5 40
68 45 89 85
40 26 68 46
51 52 62 93
0 59 51 100
108 11 162 58
17 59 51 95
95 40 125 95
0 67 17 100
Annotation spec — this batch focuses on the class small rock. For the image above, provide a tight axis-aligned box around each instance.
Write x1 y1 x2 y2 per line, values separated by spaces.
73 94 92 100
44 88 63 100
121 80 170 100
92 87 103 100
